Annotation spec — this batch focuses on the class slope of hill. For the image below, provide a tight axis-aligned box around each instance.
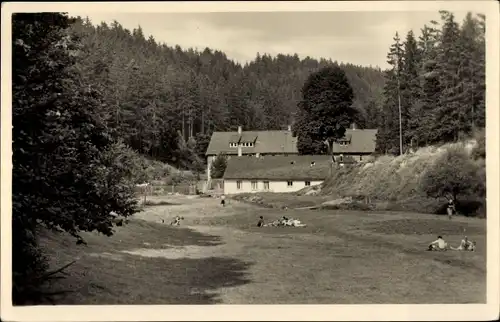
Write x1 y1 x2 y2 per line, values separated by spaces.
316 138 485 216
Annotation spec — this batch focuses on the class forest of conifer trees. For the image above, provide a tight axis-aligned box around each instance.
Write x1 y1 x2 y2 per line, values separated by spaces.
68 10 485 167
68 15 386 169
377 11 485 154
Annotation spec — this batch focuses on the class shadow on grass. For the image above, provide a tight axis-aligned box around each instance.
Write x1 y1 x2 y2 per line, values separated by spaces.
35 219 253 305
142 200 181 207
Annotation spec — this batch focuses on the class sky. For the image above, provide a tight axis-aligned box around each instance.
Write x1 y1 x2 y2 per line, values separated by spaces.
67 11 472 69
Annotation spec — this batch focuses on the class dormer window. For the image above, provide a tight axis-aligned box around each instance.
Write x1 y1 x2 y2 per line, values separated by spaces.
229 142 238 148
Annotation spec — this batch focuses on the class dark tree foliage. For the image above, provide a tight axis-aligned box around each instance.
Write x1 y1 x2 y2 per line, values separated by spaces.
294 65 357 155
210 154 228 179
377 11 485 153
12 13 138 304
68 16 386 166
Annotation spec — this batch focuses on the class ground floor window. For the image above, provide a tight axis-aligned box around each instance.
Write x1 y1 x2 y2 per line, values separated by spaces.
305 181 311 186
287 181 293 187
251 180 258 190
236 181 242 189
263 181 270 190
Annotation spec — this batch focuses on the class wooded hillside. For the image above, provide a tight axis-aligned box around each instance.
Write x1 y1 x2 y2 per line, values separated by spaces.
69 16 386 169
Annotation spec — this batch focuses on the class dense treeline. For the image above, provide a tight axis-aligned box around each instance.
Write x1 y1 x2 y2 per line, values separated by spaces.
376 11 485 154
69 16 385 168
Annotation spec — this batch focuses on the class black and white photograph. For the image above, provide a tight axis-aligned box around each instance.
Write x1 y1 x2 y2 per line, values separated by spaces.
1 1 499 321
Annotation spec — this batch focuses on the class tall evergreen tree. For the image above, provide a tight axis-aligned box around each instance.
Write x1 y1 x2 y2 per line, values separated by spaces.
435 11 467 142
417 23 441 146
401 30 422 149
377 32 404 154
458 12 485 131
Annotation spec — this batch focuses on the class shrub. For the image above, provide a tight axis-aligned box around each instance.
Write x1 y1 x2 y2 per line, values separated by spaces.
419 146 484 202
471 128 485 160
210 153 228 179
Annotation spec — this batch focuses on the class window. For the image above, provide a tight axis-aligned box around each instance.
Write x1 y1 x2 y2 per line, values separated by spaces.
305 181 311 186
251 181 258 190
339 155 344 162
360 155 363 161
230 142 238 147
249 142 254 147
263 181 270 190
287 181 293 187
236 181 242 190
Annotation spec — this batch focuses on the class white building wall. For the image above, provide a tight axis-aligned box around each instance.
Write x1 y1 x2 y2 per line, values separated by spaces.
223 179 323 195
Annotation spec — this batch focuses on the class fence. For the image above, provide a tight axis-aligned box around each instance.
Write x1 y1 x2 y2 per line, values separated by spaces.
135 183 200 197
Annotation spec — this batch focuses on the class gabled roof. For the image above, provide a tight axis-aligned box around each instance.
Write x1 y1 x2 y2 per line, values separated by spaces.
331 129 378 154
206 130 298 156
223 155 332 181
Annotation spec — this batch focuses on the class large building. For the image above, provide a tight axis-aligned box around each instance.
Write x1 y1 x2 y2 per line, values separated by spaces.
205 125 298 180
223 155 332 195
330 126 378 163
204 124 378 189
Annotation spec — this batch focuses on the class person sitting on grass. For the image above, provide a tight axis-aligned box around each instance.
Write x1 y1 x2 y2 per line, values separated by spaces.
257 216 265 227
428 236 448 251
451 236 476 251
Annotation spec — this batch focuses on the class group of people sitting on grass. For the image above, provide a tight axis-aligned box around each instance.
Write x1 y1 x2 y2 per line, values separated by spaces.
257 215 307 228
428 235 476 251
170 216 184 226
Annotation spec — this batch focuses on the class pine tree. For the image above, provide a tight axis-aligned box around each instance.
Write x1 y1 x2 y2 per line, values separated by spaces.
417 23 441 145
377 32 404 155
435 11 467 142
401 30 422 149
458 13 485 131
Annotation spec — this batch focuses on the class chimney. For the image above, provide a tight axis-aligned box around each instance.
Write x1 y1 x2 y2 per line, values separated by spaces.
237 144 242 157
238 126 242 134
287 125 292 132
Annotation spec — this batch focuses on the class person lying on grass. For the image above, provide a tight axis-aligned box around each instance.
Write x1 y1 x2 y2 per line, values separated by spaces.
450 236 476 251
263 217 307 228
428 236 449 251
170 216 184 226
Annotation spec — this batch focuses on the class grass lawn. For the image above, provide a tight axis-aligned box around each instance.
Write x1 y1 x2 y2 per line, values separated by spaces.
37 195 486 305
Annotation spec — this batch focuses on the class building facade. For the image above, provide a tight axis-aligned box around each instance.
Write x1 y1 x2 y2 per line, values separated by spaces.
205 125 298 180
223 155 332 195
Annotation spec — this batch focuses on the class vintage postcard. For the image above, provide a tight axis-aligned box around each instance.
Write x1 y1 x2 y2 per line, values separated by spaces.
1 1 499 321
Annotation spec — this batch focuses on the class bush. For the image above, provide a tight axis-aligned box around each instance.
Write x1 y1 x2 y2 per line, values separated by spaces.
419 146 484 202
210 153 228 179
471 128 485 160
